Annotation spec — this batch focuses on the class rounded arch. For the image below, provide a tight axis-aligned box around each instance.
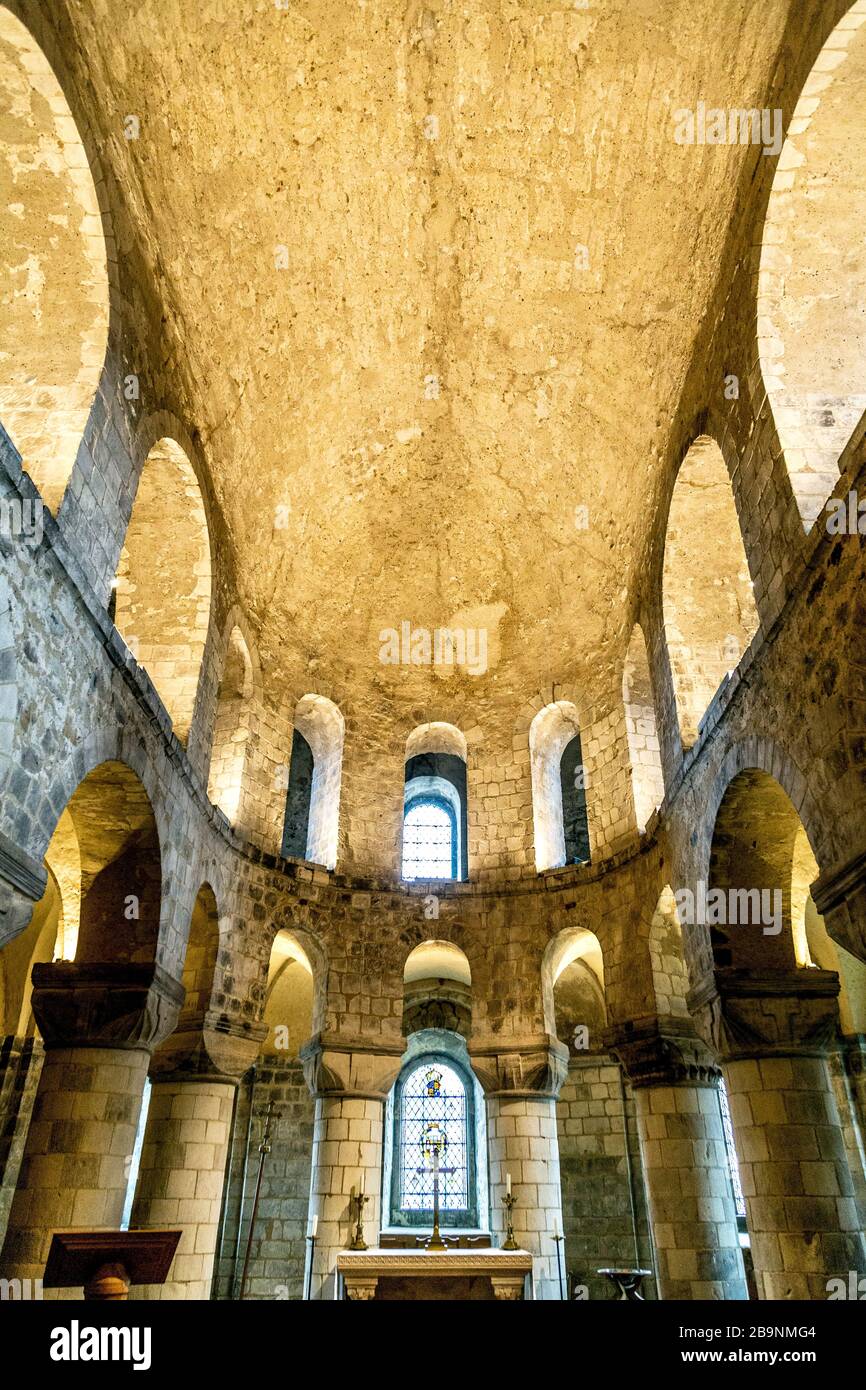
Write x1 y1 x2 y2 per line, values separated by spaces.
207 621 255 825
179 882 220 1024
402 722 468 882
0 5 110 512
261 928 315 1058
405 721 467 763
403 938 472 1037
281 693 345 870
758 2 866 530
541 927 606 1051
662 436 760 749
649 885 691 1021
529 700 590 871
113 432 212 744
622 623 664 833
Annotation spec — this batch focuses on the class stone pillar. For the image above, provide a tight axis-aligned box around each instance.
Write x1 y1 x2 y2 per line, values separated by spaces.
128 1019 264 1300
610 1020 747 1300
0 828 45 950
692 969 866 1299
0 962 182 1292
300 1036 402 1300
471 1037 568 1299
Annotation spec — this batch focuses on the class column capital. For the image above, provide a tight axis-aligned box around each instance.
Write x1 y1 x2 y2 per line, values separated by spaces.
689 968 840 1063
148 1013 267 1084
812 846 866 964
31 961 183 1053
299 1032 404 1100
468 1034 569 1099
605 1016 720 1089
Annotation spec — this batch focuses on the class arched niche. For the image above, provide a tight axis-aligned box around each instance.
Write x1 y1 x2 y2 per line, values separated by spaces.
529 701 590 872
262 930 315 1059
178 883 220 1026
402 723 468 882
402 939 472 1037
542 928 606 1054
662 437 759 749
758 3 866 529
649 885 691 1021
623 624 664 833
113 436 212 745
207 625 254 825
281 695 344 870
0 7 109 512
706 765 866 1044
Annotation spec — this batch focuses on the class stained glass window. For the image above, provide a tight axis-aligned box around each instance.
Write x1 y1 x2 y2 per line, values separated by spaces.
401 797 456 880
398 1061 469 1213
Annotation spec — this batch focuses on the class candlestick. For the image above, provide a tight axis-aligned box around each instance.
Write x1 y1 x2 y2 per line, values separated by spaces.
349 1186 369 1251
501 1190 518 1250
552 1223 566 1299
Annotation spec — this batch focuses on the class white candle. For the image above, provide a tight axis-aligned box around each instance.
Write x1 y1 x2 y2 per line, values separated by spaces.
359 1171 365 1195
506 1172 512 1197
552 1217 560 1239
311 1214 318 1239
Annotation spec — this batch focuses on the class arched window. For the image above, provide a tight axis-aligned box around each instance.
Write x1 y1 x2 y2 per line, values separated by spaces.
281 695 344 869
402 796 457 880
623 624 665 833
389 1057 475 1227
662 437 759 748
758 5 866 530
402 723 468 881
530 701 591 871
0 7 109 513
113 435 212 745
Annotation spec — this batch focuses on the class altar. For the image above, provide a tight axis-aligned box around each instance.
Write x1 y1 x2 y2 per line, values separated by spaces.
336 1247 533 1301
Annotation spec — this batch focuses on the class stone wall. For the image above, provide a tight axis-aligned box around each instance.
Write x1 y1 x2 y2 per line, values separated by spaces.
557 1055 654 1300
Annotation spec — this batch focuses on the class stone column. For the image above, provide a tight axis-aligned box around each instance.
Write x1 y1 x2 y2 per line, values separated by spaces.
471 1037 568 1300
0 962 182 1292
300 1035 402 1300
128 1018 264 1300
812 846 866 966
610 1019 747 1300
692 969 866 1299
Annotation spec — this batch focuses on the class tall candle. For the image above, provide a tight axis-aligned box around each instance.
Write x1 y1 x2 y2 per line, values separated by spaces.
506 1172 512 1197
359 1171 365 1195
311 1214 318 1239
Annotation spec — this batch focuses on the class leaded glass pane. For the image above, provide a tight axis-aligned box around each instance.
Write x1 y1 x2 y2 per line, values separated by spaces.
398 1062 469 1212
402 799 454 880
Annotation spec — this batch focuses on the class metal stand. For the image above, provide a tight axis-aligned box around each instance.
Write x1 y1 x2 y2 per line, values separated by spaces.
552 1229 566 1299
502 1192 518 1250
239 1100 277 1300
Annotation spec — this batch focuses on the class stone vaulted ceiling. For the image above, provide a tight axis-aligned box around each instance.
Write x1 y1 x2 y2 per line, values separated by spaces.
61 0 794 730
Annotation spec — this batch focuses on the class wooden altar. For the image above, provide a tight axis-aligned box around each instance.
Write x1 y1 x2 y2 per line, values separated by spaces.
336 1246 533 1300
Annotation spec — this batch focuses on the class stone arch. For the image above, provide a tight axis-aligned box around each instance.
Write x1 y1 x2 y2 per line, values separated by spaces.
207 621 256 826
708 767 819 973
649 885 691 1021
261 929 315 1060
281 694 344 870
402 939 472 1038
402 722 468 882
529 701 590 872
542 927 606 1053
0 5 111 513
113 430 213 744
758 2 866 530
623 623 665 833
178 882 220 1025
662 436 760 748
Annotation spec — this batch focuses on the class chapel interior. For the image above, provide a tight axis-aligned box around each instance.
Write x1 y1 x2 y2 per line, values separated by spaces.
1 0 866 1303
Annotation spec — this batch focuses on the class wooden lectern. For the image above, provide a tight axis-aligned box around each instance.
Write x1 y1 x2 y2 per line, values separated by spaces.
43 1230 182 1301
